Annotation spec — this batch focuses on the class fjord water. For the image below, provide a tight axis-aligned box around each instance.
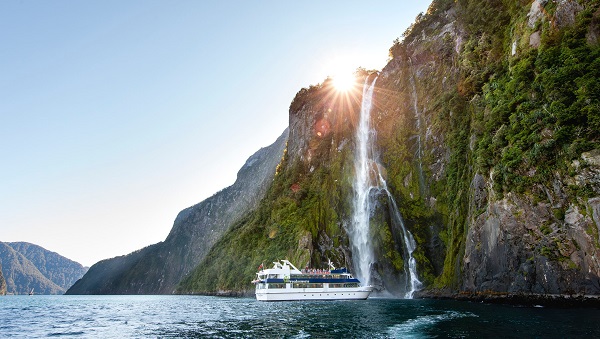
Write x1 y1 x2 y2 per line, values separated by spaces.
1 295 599 338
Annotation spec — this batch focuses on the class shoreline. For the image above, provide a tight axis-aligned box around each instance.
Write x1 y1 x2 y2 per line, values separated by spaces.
415 289 600 308
179 288 600 307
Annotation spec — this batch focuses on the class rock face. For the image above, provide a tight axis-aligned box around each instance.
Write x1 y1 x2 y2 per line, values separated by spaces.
0 241 86 294
67 129 288 294
375 0 600 297
462 143 600 295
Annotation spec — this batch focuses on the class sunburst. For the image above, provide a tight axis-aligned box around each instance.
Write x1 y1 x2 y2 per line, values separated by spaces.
331 72 357 92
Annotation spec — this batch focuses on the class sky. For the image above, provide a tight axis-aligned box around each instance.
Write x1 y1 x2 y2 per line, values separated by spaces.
1 1 432 267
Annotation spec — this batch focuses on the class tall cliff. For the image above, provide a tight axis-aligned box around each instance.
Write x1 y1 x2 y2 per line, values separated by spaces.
380 0 600 296
67 129 288 294
178 79 363 294
178 0 600 298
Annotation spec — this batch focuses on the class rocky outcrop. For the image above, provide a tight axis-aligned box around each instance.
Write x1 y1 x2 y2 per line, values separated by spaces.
463 148 600 294
67 129 288 294
464 191 600 294
287 80 360 167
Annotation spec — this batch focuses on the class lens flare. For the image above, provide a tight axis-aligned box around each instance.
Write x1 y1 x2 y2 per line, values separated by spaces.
332 72 357 92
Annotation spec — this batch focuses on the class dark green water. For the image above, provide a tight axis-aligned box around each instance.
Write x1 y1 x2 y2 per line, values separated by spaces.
1 295 598 338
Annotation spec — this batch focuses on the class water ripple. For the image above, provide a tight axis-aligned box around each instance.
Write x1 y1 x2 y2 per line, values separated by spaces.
0 296 598 338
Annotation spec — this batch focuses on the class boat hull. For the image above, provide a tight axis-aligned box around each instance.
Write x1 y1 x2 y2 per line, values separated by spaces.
255 287 372 301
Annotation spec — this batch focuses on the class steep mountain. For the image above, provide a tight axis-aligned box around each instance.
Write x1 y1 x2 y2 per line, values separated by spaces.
381 0 600 298
0 262 6 295
7 242 88 291
0 241 64 294
178 78 363 295
66 129 288 294
178 0 600 301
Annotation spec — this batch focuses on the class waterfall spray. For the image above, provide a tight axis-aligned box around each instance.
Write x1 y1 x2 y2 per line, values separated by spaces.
350 75 421 298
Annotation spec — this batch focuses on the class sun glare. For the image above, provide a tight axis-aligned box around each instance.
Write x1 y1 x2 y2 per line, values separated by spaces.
332 72 357 92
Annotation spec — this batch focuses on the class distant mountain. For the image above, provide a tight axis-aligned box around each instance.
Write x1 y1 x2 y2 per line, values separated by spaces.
0 262 6 295
66 128 288 294
0 241 87 295
0 242 62 294
7 242 88 291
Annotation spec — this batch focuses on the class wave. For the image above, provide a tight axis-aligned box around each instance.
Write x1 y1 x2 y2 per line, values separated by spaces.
387 311 478 338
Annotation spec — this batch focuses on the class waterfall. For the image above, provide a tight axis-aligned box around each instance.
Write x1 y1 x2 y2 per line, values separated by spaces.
382 184 422 299
350 76 378 287
409 67 426 198
350 75 421 298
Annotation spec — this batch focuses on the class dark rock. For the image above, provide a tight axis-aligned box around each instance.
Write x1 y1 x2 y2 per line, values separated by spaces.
470 173 487 210
554 0 584 28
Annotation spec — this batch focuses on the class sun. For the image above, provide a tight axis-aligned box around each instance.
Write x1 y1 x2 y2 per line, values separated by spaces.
331 72 357 92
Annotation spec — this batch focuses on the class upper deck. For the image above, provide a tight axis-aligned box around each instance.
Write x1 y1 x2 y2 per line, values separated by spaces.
255 260 360 284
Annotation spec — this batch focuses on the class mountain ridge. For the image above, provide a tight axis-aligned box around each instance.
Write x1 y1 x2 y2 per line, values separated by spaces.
8 242 88 291
0 241 86 294
66 128 289 294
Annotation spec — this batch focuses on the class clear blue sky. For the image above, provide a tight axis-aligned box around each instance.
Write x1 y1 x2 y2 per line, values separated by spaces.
1 1 431 267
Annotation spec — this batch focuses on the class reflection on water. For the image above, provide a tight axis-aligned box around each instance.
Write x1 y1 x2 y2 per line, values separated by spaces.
1 295 599 338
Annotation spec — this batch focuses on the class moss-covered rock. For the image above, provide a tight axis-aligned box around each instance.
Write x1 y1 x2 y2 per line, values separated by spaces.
178 0 600 298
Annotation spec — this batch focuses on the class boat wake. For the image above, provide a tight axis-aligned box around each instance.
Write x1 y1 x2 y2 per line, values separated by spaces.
387 311 478 338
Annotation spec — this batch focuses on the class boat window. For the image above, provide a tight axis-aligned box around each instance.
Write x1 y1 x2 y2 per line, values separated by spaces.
292 282 308 288
268 283 285 289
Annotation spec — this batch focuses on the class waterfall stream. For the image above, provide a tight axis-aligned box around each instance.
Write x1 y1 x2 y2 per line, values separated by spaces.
350 75 421 298
350 76 378 287
409 69 427 198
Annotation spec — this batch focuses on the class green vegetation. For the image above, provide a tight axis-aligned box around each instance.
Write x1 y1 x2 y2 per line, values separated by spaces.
178 0 600 295
476 17 600 194
178 88 358 293
383 0 599 289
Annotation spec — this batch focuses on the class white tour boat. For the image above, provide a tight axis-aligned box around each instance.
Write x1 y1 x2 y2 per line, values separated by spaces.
252 259 373 301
